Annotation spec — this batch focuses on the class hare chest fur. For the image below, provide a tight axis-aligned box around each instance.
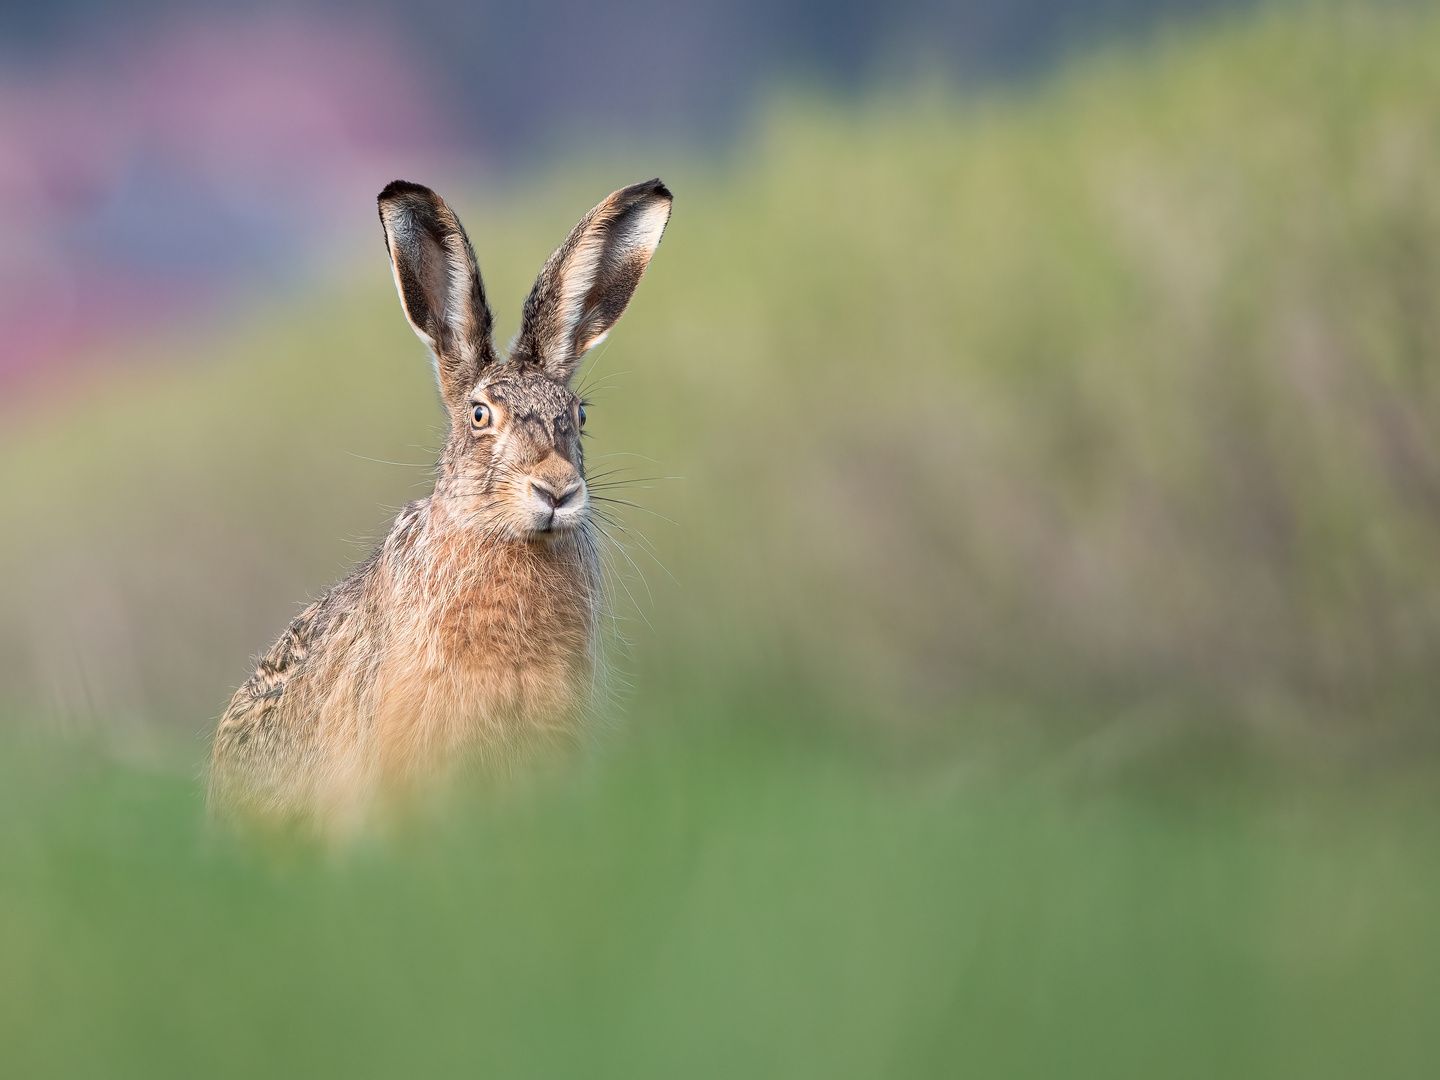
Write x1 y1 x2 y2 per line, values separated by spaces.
368 502 601 761
209 178 671 827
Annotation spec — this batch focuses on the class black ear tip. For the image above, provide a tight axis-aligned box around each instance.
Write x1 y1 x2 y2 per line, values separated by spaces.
378 179 436 205
614 178 672 207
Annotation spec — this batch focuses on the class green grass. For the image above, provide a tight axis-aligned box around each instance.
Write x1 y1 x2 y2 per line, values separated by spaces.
3 714 1439 1079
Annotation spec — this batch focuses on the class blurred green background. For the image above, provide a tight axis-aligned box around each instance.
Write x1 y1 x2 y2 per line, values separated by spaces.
4 1 1440 1076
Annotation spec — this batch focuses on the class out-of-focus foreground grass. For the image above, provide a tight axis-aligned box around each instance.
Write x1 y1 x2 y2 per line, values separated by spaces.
4 2 1440 1075
3 721 1439 1079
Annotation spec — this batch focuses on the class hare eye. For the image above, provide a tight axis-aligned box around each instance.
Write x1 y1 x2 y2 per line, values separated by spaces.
471 404 491 429
578 405 586 429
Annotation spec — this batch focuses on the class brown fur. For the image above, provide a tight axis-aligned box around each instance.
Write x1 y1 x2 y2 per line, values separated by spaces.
210 178 672 831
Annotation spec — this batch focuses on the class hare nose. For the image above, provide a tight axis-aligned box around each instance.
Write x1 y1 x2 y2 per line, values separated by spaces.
529 478 582 509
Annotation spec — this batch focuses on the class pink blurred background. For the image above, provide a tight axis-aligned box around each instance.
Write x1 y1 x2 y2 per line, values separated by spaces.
0 13 453 390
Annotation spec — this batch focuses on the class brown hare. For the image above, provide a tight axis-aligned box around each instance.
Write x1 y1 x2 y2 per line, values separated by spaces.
210 178 672 831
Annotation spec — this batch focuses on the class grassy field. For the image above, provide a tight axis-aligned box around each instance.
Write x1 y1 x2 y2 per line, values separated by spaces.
5 1 1440 1075
4 715 1440 1079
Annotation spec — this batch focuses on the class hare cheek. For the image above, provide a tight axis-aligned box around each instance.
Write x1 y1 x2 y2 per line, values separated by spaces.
468 429 513 477
488 427 518 461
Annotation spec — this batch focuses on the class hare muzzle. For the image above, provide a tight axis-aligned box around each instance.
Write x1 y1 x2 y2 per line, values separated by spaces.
525 460 588 534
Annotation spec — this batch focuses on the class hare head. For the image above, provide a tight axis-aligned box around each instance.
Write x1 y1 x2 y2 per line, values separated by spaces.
378 178 672 541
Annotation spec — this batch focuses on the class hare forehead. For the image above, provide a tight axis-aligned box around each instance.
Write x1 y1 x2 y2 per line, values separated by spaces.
477 373 575 418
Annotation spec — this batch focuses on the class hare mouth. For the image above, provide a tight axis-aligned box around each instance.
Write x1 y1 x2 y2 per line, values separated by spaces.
525 506 589 538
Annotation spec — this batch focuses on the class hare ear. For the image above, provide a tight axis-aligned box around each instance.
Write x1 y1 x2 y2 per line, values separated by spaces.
513 178 672 384
377 181 497 408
